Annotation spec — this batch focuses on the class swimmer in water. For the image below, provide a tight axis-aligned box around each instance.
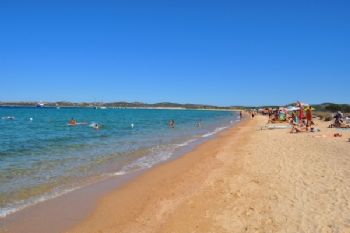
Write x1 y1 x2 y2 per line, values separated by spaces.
69 118 77 125
169 120 176 128
88 122 100 130
92 123 100 130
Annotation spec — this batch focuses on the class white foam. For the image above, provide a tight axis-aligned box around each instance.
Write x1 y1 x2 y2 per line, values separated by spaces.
111 171 127 176
0 186 80 218
201 132 216 138
118 145 178 174
1 168 137 218
117 126 231 175
175 138 198 147
202 126 228 138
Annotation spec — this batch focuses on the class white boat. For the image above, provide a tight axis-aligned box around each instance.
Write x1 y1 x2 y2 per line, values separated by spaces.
36 102 45 108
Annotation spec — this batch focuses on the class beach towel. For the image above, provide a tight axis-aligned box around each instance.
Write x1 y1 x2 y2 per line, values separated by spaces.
335 128 350 131
261 125 292 130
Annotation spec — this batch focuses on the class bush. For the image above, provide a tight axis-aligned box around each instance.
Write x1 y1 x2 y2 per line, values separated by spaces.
314 112 332 121
324 104 350 113
324 116 333 121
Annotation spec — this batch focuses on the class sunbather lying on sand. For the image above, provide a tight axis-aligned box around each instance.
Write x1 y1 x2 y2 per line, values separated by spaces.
289 115 309 133
290 124 307 133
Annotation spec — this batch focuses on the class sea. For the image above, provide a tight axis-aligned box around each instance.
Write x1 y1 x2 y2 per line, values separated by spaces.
0 107 238 218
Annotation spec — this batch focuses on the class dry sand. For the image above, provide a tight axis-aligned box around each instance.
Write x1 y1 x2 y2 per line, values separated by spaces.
65 116 350 232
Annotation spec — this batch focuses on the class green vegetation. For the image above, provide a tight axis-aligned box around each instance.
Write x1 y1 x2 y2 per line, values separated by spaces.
0 101 348 113
313 103 350 113
0 101 232 110
232 103 350 114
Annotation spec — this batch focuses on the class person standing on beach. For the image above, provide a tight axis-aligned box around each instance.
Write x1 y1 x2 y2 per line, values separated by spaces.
240 111 243 120
297 101 305 122
306 107 313 127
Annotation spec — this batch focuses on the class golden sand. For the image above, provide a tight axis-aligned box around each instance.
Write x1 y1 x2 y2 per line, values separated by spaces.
68 116 350 233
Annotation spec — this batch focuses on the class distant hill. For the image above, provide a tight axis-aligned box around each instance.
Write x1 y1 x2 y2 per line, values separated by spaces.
312 103 350 113
0 101 230 110
1 101 349 112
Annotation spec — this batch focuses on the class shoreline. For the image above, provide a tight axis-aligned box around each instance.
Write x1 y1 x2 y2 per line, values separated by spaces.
1 115 244 233
68 115 350 233
0 105 236 111
3 115 350 232
66 116 254 233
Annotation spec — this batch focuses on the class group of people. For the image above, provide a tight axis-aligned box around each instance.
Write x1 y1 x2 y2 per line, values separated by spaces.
68 118 185 129
68 118 203 130
168 120 203 128
262 102 315 133
263 101 350 134
289 106 314 133
68 118 199 130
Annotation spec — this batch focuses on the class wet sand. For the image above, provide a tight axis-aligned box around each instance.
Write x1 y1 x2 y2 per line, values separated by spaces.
67 115 350 233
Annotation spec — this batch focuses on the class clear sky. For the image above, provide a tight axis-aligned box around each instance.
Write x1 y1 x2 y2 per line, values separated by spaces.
1 0 349 106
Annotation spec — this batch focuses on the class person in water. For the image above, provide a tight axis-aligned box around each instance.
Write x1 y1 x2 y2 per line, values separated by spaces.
92 123 100 130
240 111 243 120
69 118 77 125
169 120 176 128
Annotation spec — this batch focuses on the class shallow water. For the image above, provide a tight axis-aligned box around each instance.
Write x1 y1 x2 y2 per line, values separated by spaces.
0 107 237 217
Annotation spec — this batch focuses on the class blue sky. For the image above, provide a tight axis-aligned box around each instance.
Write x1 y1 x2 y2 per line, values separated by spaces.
1 0 349 106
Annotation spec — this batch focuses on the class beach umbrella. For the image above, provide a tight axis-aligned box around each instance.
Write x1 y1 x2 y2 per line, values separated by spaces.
287 106 300 112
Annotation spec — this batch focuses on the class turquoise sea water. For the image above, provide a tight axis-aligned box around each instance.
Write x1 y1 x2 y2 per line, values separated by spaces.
0 107 238 217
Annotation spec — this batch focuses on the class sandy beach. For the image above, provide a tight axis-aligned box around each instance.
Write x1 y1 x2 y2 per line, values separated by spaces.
62 115 350 233
2 0 350 232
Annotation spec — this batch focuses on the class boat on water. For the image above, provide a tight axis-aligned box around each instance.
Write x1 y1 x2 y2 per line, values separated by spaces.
36 102 45 108
94 106 107 109
1 116 15 120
